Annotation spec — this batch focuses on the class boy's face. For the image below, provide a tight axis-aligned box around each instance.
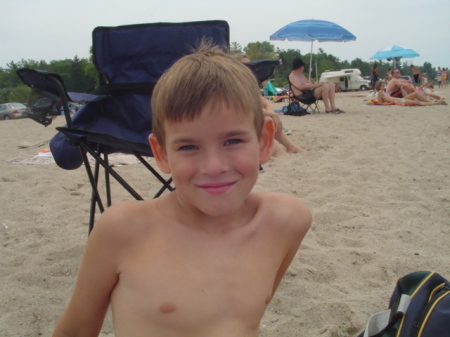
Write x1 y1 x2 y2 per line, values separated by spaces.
150 100 274 218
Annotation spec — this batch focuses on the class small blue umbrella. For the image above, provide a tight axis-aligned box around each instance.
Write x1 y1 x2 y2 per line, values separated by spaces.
370 45 419 68
270 19 356 80
370 45 419 60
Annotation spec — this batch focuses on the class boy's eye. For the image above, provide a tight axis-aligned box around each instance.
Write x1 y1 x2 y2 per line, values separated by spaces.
225 139 242 146
179 145 197 151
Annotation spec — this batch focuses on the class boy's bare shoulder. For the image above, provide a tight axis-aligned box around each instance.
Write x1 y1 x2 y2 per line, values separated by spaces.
254 190 309 210
252 191 312 230
90 198 162 244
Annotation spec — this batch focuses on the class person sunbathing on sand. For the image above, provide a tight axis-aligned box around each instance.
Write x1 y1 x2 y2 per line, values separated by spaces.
375 81 444 106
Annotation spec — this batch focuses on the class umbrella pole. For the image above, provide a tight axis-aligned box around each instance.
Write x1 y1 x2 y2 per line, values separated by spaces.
309 40 313 82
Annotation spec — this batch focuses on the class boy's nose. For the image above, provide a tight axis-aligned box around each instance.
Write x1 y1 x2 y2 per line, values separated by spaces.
200 151 227 176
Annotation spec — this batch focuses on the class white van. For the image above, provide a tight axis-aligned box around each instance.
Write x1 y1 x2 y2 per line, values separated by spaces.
319 68 370 91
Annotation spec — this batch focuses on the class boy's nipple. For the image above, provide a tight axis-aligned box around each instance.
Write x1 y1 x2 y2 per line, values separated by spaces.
160 301 177 314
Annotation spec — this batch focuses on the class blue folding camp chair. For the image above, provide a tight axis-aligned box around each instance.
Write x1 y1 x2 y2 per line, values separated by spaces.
17 21 230 232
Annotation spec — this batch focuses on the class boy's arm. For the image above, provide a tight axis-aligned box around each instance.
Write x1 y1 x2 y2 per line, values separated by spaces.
271 194 312 295
292 74 321 91
52 205 129 337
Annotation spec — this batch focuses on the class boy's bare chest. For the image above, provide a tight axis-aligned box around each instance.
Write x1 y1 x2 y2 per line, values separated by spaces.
111 234 284 332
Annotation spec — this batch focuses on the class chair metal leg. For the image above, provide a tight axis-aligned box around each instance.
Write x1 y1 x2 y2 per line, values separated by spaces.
103 151 112 207
135 154 175 197
81 145 143 201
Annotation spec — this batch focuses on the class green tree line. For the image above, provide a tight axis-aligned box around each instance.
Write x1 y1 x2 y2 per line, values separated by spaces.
232 41 438 88
1 42 439 103
0 56 98 104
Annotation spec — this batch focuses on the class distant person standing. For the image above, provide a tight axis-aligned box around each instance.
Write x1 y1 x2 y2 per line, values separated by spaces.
371 63 379 92
442 68 448 89
436 67 443 89
410 64 420 88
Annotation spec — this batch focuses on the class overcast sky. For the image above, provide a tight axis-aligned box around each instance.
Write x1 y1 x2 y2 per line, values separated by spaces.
2 0 449 70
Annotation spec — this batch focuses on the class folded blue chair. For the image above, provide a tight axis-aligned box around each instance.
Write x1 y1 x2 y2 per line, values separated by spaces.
17 21 230 232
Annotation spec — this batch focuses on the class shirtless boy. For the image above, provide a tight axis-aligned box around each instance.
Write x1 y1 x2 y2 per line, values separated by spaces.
52 44 312 337
386 69 415 97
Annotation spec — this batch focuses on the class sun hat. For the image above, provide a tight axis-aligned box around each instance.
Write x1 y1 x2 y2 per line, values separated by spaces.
292 58 306 70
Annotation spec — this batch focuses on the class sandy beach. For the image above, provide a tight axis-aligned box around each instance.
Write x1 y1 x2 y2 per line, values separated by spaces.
1 88 449 336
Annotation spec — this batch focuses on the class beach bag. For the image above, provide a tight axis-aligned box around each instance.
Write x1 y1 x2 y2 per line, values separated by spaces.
282 101 309 116
357 271 450 337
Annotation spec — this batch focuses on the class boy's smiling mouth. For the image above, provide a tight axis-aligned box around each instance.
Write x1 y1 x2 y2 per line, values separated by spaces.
197 181 235 195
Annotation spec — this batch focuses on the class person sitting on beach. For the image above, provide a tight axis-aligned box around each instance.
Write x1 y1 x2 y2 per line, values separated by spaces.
236 53 305 157
385 69 416 97
52 43 312 337
289 58 345 114
421 72 431 88
375 80 444 106
436 67 443 89
441 67 448 89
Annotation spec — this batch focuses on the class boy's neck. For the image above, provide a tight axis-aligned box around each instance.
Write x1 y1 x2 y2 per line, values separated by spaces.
171 193 257 235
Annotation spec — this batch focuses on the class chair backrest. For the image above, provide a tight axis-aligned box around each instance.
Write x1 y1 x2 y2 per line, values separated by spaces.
49 21 230 170
244 59 279 83
93 21 230 85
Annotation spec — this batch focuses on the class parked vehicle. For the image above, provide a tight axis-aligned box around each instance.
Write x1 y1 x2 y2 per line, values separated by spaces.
362 76 373 88
320 68 371 91
400 75 412 83
0 103 27 120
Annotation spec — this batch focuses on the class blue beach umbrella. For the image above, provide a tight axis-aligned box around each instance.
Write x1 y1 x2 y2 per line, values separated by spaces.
370 45 419 68
270 19 356 80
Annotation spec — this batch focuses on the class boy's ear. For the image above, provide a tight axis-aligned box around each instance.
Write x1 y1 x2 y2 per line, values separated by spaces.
259 116 275 164
149 134 171 174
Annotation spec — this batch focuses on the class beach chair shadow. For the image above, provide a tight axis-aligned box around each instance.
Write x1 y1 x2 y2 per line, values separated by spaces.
17 20 230 233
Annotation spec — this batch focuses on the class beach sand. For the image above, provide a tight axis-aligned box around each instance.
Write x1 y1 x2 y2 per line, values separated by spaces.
1 88 449 336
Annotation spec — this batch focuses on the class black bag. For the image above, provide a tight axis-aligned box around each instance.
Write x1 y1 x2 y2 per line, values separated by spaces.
282 101 309 116
357 271 450 337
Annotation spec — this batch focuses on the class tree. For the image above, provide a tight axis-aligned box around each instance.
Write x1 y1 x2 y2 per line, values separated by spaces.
229 42 242 55
276 48 303 85
0 43 438 94
244 42 276 61
422 62 435 79
7 85 31 104
350 58 370 76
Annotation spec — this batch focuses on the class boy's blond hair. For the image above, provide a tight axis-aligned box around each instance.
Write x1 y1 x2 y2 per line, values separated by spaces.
151 43 264 147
